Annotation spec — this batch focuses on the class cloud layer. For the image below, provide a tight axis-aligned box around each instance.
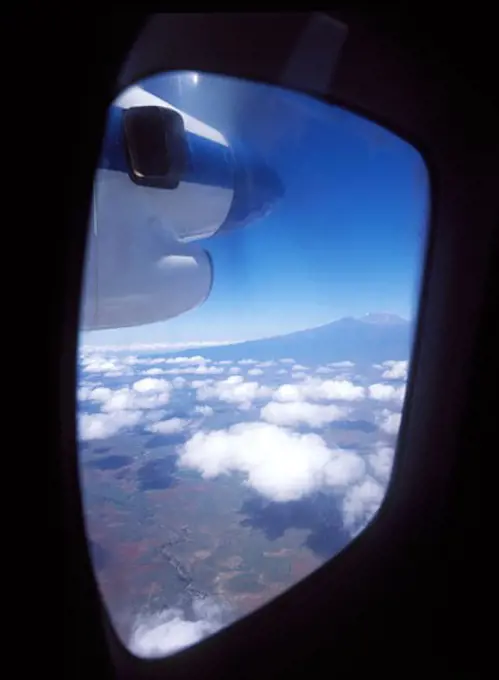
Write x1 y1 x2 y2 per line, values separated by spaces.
79 349 410 656
78 352 406 534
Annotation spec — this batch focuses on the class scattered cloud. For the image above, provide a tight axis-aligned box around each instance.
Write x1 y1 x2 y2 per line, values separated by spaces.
381 360 408 380
129 599 228 658
134 378 170 393
78 385 98 401
196 376 272 410
78 350 405 548
179 422 365 502
79 379 172 424
81 355 129 375
376 409 402 435
194 405 214 417
261 401 350 428
368 383 406 402
273 378 365 403
79 410 143 440
148 418 189 435
247 368 264 376
117 354 209 368
81 341 235 353
368 443 395 484
144 367 165 375
192 379 212 389
164 356 211 365
341 476 385 536
163 365 224 376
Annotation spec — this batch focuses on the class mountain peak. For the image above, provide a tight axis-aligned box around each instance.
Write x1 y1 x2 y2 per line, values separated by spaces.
359 313 408 325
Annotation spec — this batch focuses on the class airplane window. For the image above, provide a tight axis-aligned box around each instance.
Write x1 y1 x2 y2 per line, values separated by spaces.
77 71 429 658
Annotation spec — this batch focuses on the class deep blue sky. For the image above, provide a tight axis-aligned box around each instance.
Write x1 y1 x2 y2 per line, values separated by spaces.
83 72 429 347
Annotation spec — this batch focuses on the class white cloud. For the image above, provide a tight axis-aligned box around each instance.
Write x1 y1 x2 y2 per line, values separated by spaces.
316 366 334 374
194 405 214 417
273 378 365 403
124 356 162 366
228 366 242 374
377 409 402 435
329 361 354 368
118 355 211 369
341 477 385 535
85 386 112 402
368 443 395 484
79 410 143 440
238 359 257 365
172 376 187 389
247 368 264 376
292 371 308 380
133 377 170 393
272 384 302 402
257 361 276 368
78 385 102 401
189 366 222 375
279 358 295 364
82 378 172 414
291 363 307 371
148 418 189 435
217 360 233 365
381 360 408 380
107 389 170 412
81 355 127 375
179 422 365 503
81 341 235 353
261 401 350 428
164 355 210 365
276 369 288 375
368 383 406 402
163 365 224 376
129 599 227 658
144 367 164 375
310 379 364 400
196 376 272 410
191 379 212 389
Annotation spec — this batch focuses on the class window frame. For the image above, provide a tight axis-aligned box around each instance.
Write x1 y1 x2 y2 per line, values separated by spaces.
58 12 496 679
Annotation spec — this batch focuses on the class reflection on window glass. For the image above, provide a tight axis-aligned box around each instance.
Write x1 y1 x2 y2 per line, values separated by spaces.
77 71 429 658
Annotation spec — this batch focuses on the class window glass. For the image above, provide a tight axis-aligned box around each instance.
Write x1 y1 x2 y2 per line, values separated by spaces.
78 71 429 658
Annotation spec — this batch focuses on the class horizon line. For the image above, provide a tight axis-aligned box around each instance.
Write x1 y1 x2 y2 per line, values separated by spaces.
80 313 410 354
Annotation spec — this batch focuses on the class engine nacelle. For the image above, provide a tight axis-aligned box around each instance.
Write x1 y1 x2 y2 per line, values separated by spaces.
81 86 283 331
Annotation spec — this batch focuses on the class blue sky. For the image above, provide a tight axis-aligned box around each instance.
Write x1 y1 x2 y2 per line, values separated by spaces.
82 72 429 348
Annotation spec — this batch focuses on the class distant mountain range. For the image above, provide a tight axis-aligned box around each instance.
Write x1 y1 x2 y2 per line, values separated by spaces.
174 314 413 364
